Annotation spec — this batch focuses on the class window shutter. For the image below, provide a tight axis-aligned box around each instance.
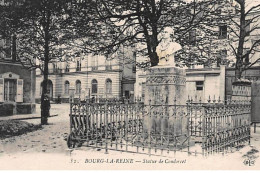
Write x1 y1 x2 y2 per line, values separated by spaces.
0 78 4 102
17 79 23 102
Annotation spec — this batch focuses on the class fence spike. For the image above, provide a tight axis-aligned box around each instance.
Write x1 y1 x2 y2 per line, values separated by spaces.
213 95 216 103
218 96 221 103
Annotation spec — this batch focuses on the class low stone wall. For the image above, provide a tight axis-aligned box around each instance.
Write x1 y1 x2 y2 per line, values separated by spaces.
16 103 36 114
0 103 36 116
0 103 15 116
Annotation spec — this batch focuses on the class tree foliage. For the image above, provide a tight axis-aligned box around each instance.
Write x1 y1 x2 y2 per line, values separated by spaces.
230 0 260 79
0 0 74 124
69 0 221 67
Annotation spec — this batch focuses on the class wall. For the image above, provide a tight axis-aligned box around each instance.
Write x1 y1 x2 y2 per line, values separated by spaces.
35 46 136 102
134 70 147 99
186 66 226 103
0 61 35 103
0 60 36 115
135 66 226 103
36 71 122 102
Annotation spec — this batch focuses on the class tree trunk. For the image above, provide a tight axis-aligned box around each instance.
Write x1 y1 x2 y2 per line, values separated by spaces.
41 67 49 125
147 35 159 67
150 51 159 67
41 10 51 125
235 66 243 80
235 0 246 80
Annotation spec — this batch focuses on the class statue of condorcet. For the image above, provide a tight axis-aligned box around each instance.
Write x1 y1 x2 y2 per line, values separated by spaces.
156 27 182 66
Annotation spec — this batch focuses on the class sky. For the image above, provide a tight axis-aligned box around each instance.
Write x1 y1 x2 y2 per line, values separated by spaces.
245 0 260 10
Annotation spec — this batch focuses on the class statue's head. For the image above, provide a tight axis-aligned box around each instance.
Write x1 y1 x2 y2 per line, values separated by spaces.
160 27 174 41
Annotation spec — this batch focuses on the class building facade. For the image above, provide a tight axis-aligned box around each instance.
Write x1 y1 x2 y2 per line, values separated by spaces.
35 47 136 103
0 40 36 116
135 66 226 103
135 65 260 103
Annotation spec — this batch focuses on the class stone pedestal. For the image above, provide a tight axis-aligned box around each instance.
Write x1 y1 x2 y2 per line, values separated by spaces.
231 80 251 101
231 80 251 129
143 66 188 139
144 66 186 105
252 81 260 124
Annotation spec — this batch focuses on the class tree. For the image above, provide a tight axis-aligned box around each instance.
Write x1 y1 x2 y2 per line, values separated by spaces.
70 0 220 67
0 0 73 125
178 0 260 78
229 0 260 79
173 0 236 68
0 1 22 61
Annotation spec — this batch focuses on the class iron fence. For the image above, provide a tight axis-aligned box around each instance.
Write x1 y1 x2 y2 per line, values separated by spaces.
68 98 251 157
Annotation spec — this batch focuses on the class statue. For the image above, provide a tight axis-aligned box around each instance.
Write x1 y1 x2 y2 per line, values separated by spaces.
156 27 182 66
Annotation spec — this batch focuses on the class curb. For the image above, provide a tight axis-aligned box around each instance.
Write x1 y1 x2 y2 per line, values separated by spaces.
8 114 59 121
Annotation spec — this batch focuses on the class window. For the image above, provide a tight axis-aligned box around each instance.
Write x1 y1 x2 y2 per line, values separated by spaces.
245 20 250 36
219 25 227 39
76 60 81 71
221 50 227 57
91 79 98 94
105 58 112 70
52 63 56 73
4 79 17 102
217 50 227 67
75 80 81 94
5 38 11 59
244 49 250 64
125 90 130 99
91 56 98 71
65 63 70 72
189 29 196 45
64 81 70 94
105 78 112 94
196 81 204 91
0 37 11 59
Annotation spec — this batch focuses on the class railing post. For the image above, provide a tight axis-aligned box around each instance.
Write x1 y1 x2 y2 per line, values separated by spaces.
69 102 73 134
148 99 152 156
86 101 89 146
186 97 190 156
125 102 129 152
105 100 108 154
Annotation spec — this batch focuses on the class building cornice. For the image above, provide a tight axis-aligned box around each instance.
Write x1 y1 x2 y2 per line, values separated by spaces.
36 69 123 77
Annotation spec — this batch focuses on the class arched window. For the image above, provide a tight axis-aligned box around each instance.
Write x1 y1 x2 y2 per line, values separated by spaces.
75 80 81 94
91 79 98 94
64 81 70 94
105 78 112 94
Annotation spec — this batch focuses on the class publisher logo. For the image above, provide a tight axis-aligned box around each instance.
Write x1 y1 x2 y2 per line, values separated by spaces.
243 159 255 166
